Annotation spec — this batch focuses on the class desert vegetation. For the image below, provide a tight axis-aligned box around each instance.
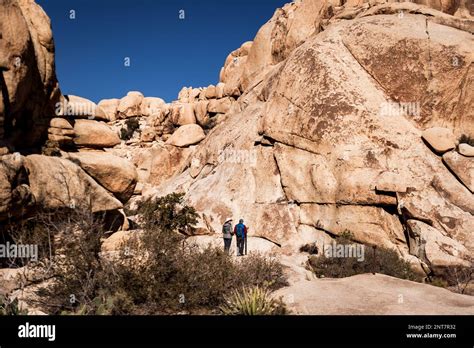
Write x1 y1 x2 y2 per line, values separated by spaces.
306 232 422 282
3 193 288 315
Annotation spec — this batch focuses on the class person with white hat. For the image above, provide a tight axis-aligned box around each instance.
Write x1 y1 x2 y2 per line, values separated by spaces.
222 218 234 254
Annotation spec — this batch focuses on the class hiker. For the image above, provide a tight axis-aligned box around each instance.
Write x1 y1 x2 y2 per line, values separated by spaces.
222 218 233 254
234 219 247 256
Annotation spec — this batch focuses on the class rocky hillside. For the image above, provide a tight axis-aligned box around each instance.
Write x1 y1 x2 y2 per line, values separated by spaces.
0 0 473 313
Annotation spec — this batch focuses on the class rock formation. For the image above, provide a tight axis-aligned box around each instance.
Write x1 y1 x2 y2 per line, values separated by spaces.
1 0 473 313
0 0 60 152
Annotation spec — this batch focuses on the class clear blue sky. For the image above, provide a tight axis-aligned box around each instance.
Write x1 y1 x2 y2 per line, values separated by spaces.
36 0 289 103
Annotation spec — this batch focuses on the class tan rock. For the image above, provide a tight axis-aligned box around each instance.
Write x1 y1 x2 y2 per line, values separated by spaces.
65 152 138 203
205 85 217 99
98 98 120 121
194 100 210 127
131 145 192 186
140 97 165 117
166 124 205 147
215 83 225 98
208 97 232 114
300 204 406 250
171 103 196 126
274 273 474 315
0 154 33 220
73 119 121 148
57 95 99 119
48 127 74 136
49 117 73 129
443 150 474 192
140 127 156 143
178 87 189 102
407 220 470 276
24 154 122 212
188 88 201 102
117 91 144 118
422 127 456 154
0 0 60 149
101 230 143 253
459 143 474 157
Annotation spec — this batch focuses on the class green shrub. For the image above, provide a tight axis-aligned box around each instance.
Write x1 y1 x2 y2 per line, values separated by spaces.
38 193 288 315
220 286 287 315
136 192 199 232
308 234 421 282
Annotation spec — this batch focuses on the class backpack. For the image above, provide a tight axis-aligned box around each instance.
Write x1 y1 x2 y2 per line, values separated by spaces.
236 223 245 238
223 223 232 235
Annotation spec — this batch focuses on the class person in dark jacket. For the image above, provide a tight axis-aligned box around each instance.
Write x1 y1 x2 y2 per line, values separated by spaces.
222 218 233 254
234 219 247 256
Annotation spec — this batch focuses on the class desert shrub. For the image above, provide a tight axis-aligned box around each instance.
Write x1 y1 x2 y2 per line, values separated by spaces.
299 243 318 255
220 286 287 315
41 140 61 156
459 134 474 146
38 193 288 315
308 234 421 282
34 208 111 314
136 192 199 232
445 264 473 295
429 277 449 289
119 117 140 140
0 294 28 315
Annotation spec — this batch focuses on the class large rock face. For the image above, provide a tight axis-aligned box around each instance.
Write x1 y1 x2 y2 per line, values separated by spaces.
144 2 473 278
65 152 138 203
73 119 121 148
0 0 60 151
24 155 123 213
1 0 473 290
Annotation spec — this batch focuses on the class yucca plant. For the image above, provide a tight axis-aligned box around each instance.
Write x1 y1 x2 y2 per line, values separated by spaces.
220 286 287 315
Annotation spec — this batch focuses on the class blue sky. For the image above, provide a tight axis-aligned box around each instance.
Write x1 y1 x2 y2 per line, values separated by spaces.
36 0 289 103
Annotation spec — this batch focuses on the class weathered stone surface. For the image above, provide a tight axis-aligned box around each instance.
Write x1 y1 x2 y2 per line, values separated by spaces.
98 98 120 121
101 230 137 253
117 91 144 118
194 100 210 127
300 204 406 250
147 8 474 278
56 95 108 121
73 119 121 148
166 124 205 147
0 0 60 149
443 150 474 192
140 127 156 143
205 85 217 99
422 127 457 154
24 154 122 212
170 103 196 126
65 152 138 203
0 154 33 220
208 97 232 114
140 97 165 117
407 220 470 276
131 145 192 187
459 143 474 157
49 117 73 129
274 272 474 315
